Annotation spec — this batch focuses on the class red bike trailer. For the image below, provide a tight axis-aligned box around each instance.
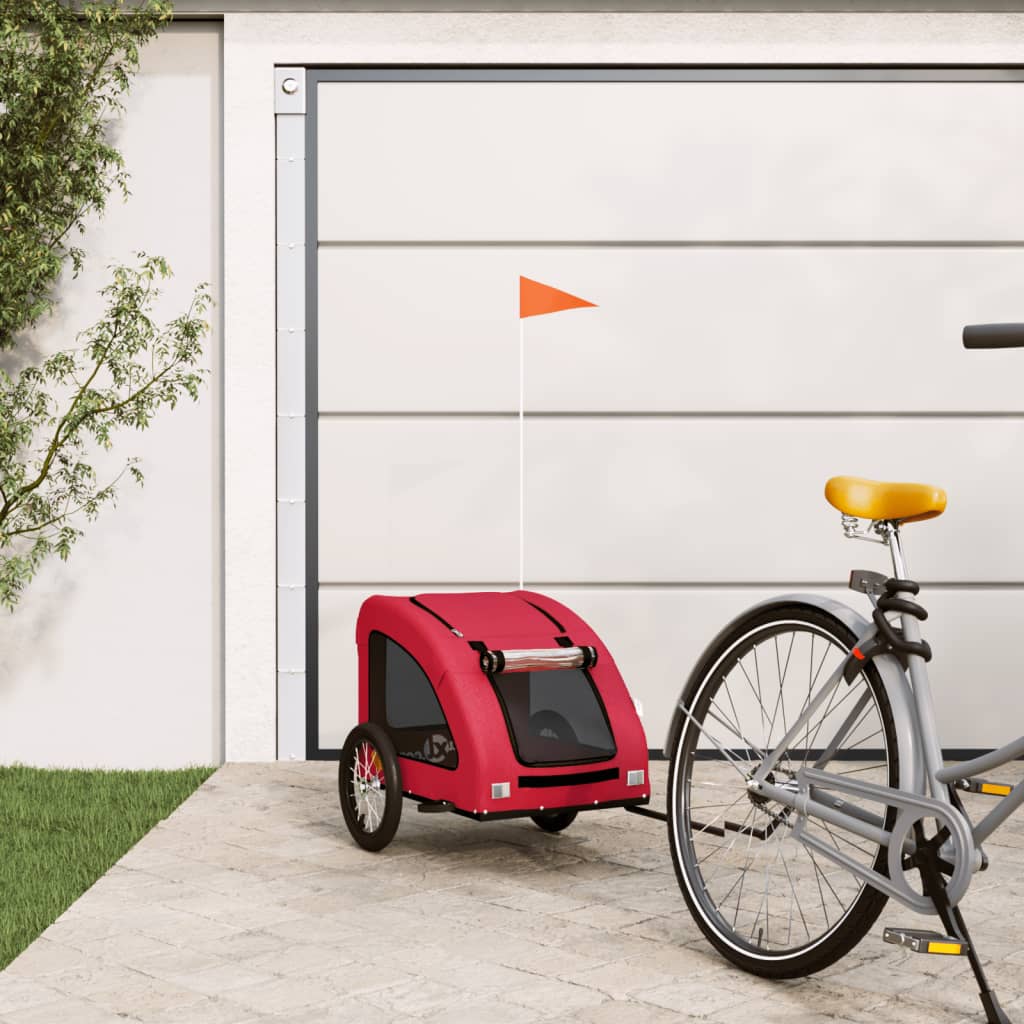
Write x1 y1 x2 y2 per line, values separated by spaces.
339 590 652 850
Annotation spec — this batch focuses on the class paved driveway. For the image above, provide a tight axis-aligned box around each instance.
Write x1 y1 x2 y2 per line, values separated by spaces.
1 761 1022 1024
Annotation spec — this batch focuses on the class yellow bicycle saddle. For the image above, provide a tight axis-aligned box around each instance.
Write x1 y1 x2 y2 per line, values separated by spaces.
825 476 947 524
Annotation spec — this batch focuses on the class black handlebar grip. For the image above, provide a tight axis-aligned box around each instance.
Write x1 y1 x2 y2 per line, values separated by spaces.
963 323 1024 349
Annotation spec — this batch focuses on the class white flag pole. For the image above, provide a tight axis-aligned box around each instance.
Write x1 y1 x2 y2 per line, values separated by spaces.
518 316 525 591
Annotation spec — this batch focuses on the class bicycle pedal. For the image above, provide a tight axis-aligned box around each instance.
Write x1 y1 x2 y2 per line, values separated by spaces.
883 928 969 956
956 778 1014 798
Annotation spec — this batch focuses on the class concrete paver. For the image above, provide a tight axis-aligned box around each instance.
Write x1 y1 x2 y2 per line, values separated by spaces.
1 760 1022 1022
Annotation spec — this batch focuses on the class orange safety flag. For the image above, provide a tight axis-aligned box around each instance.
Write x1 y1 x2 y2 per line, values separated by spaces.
519 276 596 319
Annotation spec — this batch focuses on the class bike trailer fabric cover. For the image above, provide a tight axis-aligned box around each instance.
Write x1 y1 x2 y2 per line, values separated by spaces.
355 590 650 818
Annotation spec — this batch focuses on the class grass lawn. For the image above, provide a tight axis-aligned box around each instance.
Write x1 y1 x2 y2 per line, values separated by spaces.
0 764 216 971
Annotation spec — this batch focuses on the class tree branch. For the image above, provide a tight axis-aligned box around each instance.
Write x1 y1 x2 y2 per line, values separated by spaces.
5 466 129 538
0 326 114 522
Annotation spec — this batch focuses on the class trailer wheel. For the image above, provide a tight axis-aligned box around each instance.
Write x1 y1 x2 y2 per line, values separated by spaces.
339 723 402 851
530 809 578 833
527 710 579 833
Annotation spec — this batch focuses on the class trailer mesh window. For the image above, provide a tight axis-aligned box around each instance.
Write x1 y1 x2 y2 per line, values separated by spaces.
369 632 457 769
490 668 615 767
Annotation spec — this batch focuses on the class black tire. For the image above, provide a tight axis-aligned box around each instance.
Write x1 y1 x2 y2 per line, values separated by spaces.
668 603 899 979
527 711 578 833
531 809 579 833
339 723 402 852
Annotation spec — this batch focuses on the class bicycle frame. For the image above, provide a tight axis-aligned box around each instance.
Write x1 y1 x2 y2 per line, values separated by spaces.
727 524 1024 913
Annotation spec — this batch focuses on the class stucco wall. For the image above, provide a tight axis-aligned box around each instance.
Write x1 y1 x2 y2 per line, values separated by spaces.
0 23 223 769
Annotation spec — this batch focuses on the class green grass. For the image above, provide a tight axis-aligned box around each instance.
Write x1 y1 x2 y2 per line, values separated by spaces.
0 764 216 971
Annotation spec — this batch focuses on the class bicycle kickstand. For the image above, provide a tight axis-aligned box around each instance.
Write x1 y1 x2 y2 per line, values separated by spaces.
916 834 1012 1024
940 902 1010 1024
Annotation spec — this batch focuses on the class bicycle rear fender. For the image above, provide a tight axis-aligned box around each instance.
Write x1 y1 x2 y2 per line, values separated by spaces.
662 594 924 795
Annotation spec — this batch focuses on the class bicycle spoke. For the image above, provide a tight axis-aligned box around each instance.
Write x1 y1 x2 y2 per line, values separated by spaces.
702 704 767 761
781 844 811 944
807 843 848 909
736 651 771 743
692 792 750 841
805 846 833 927
765 635 791 758
699 805 759 893
678 705 751 778
753 644 772 751
751 825 789 946
837 760 888 776
800 635 835 767
704 807 759 923
721 678 746 751
804 678 862 757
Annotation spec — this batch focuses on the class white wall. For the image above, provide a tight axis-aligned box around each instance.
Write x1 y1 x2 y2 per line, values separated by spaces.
0 24 223 769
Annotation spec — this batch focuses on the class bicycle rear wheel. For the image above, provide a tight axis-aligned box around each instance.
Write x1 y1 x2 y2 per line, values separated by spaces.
668 603 899 978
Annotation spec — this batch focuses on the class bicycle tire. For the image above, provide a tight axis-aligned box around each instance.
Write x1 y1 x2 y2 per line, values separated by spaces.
668 602 899 978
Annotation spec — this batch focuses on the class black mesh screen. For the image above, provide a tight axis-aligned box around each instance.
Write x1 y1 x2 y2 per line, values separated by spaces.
490 668 616 766
383 640 445 729
368 632 457 769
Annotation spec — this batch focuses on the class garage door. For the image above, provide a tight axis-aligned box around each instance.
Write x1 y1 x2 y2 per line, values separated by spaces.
292 68 1024 760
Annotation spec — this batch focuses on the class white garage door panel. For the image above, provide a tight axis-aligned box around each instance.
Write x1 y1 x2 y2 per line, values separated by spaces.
317 585 1024 751
528 418 1024 584
317 246 1024 414
554 587 1024 753
318 417 518 582
318 416 1024 584
317 82 1024 241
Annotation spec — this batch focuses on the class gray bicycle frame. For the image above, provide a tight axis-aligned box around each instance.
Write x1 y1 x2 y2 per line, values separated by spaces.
735 523 1024 908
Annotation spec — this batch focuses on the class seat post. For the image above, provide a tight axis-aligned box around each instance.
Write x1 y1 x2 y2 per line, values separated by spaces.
880 522 908 578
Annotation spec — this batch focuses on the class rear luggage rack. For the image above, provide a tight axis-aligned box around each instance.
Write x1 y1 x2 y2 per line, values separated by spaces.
479 645 598 674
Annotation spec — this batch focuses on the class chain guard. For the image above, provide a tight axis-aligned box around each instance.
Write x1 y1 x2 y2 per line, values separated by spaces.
792 767 974 914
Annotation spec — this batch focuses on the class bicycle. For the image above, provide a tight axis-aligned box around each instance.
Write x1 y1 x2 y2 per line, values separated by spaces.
664 323 1024 1024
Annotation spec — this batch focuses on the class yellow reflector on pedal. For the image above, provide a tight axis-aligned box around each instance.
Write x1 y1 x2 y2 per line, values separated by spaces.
980 783 1012 797
927 941 963 955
